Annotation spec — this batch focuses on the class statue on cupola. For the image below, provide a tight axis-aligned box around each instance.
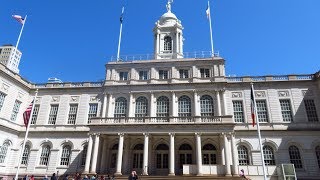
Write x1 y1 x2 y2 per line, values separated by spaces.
153 0 184 59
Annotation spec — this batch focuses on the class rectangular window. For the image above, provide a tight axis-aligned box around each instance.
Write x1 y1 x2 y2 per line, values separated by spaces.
280 99 293 122
200 68 210 78
67 104 78 124
48 105 59 124
10 100 21 121
30 105 40 124
256 100 269 122
119 72 128 81
179 69 189 79
233 100 244 122
88 103 98 123
81 145 88 166
304 99 319 122
139 71 148 80
159 70 168 79
0 92 6 112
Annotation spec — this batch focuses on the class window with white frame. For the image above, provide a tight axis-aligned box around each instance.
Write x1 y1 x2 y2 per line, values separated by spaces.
156 96 169 117
114 97 127 118
200 95 214 116
289 145 303 168
81 145 88 166
202 144 217 164
21 145 30 165
135 96 148 117
238 145 249 165
30 105 40 124
39 145 51 166
263 145 275 165
0 141 10 163
119 72 128 81
200 68 210 78
164 36 172 52
304 99 319 122
256 100 269 122
179 69 189 79
88 103 98 123
67 104 78 124
280 99 293 122
0 92 6 112
178 95 191 117
48 105 59 124
60 145 71 166
315 145 320 168
10 100 21 121
233 100 244 122
159 70 168 79
139 71 148 80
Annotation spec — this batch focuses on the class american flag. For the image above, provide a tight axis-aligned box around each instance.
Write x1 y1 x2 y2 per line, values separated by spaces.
250 85 256 127
23 100 34 128
12 15 25 25
206 3 210 19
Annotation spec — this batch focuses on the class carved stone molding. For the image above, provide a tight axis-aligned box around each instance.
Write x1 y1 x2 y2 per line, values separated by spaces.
90 95 99 102
35 97 41 103
231 92 242 98
302 90 313 97
18 92 24 99
278 91 289 97
70 96 79 102
51 96 60 102
255 91 266 98
1 83 9 93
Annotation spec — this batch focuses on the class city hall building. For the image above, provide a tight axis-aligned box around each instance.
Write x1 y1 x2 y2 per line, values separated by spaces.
0 3 320 180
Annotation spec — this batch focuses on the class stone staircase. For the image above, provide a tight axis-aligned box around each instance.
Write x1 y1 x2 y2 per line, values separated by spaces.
100 175 243 180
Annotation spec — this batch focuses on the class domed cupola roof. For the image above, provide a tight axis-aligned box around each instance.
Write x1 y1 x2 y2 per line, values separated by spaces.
159 11 178 25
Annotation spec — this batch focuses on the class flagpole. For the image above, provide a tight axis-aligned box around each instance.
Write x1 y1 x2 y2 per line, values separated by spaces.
251 83 267 180
117 7 124 62
14 89 38 180
9 15 27 69
207 1 214 57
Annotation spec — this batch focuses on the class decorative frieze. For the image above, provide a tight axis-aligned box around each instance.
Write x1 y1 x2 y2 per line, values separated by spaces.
70 96 79 102
90 95 100 102
35 97 41 103
278 90 289 97
51 96 60 102
1 83 9 93
255 91 266 98
302 90 313 97
231 92 242 98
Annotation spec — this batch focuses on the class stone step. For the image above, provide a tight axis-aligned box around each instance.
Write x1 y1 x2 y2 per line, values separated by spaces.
98 175 243 180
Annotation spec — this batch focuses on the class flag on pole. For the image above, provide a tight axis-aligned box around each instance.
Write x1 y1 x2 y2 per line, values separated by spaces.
206 3 210 19
250 86 256 127
12 15 25 25
23 100 34 128
120 6 124 23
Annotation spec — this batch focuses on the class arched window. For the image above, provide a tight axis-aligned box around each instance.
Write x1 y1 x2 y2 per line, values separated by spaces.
156 144 169 169
179 143 192 168
315 146 320 168
200 95 214 116
164 36 172 52
60 145 71 166
110 144 118 168
178 96 191 117
21 145 30 165
40 145 51 166
81 144 88 166
0 141 10 163
157 96 170 117
202 144 217 164
238 145 249 165
114 97 127 117
135 97 148 117
263 145 275 165
133 144 144 168
289 145 303 168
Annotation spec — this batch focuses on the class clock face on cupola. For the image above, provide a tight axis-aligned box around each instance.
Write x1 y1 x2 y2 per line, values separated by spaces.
153 0 184 60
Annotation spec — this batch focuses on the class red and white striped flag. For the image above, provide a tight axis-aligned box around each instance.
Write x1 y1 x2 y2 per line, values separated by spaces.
23 100 34 128
12 15 25 25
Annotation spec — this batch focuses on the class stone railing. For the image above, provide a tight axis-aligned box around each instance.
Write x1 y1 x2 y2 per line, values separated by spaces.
34 81 103 88
227 74 314 83
89 116 234 125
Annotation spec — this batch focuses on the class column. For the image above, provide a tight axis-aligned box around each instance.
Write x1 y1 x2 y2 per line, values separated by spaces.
90 133 100 173
84 134 93 173
143 133 149 175
115 133 124 175
231 133 238 176
175 32 179 55
171 92 177 117
149 93 155 117
223 133 231 176
169 133 175 176
155 32 159 54
193 91 200 117
220 135 225 165
101 94 107 118
221 91 228 115
107 94 113 117
216 91 221 116
128 93 134 117
100 136 108 173
195 133 203 176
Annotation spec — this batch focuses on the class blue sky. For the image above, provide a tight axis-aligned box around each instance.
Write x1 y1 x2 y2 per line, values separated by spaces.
1 0 319 83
